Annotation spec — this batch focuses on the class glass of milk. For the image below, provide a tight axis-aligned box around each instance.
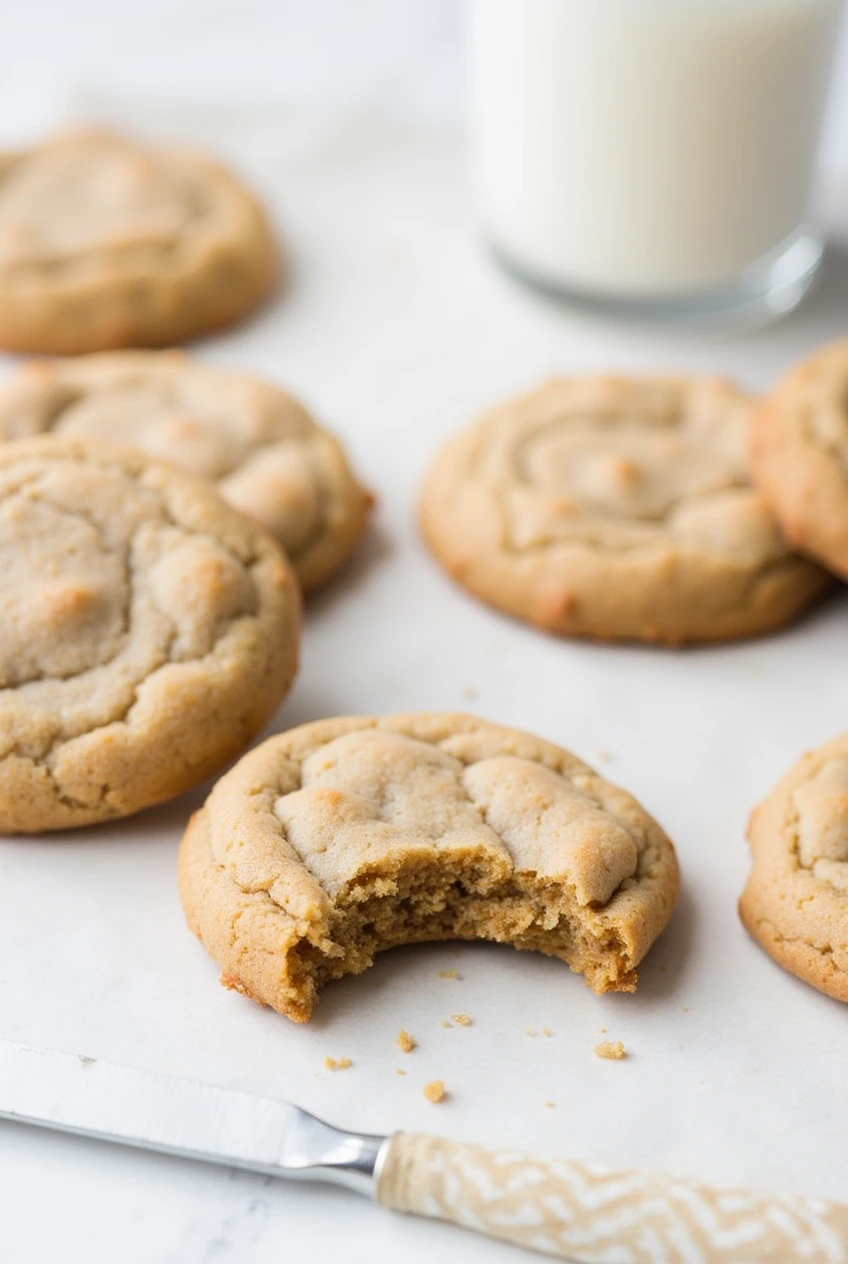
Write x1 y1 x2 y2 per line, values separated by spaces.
469 0 844 326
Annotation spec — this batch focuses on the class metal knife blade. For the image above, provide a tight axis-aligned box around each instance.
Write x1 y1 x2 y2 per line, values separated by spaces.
0 1040 387 1194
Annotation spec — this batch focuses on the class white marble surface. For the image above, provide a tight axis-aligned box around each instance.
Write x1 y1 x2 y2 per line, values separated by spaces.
2 100 848 1264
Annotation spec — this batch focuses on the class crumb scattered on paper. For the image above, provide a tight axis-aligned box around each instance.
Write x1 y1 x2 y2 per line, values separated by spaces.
541 1028 552 1037
451 1013 472 1026
441 1019 452 1028
324 1056 352 1071
423 1080 446 1103
526 1028 537 1037
397 1029 416 1053
438 969 458 979
598 1026 607 1034
594 1041 626 1061
461 685 478 701
395 1068 405 1076
595 747 611 762
682 1006 690 1013
545 1100 555 1108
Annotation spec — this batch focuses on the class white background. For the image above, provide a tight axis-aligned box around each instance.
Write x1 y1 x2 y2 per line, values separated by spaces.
1 5 848 1264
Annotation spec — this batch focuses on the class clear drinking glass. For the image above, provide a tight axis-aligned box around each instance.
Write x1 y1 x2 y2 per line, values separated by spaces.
469 0 844 327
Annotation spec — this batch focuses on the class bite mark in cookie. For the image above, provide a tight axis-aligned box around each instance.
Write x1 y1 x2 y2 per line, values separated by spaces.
178 713 679 1022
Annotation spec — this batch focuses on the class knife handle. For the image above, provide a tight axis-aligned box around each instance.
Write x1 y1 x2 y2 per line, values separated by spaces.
376 1132 848 1263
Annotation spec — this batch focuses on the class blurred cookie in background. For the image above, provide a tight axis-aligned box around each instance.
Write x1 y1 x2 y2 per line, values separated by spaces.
0 351 373 592
0 130 277 354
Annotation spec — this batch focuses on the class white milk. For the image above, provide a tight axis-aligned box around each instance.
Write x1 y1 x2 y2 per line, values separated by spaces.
470 0 842 300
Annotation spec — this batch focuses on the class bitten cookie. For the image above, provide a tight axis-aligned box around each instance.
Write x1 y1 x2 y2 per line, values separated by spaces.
0 352 372 592
751 338 848 580
178 713 680 1022
420 376 830 645
0 131 276 354
740 736 848 1002
0 437 299 833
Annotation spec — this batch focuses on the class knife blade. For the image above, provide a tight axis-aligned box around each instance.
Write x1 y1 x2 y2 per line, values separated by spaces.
0 1040 386 1192
2 1039 847 1264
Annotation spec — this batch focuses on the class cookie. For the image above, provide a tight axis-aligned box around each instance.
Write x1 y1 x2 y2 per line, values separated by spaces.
0 352 372 592
0 131 276 354
178 713 679 1022
420 376 831 645
751 338 848 580
0 436 299 833
740 736 848 1002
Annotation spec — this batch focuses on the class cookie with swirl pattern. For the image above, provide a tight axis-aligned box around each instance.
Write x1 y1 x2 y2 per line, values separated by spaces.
0 436 299 833
740 735 848 1002
0 131 276 354
420 376 831 645
0 352 372 592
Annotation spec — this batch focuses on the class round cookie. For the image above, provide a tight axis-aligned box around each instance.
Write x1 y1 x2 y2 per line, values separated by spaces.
0 436 299 833
178 712 680 1022
0 130 276 354
751 338 848 580
740 736 848 1002
420 376 831 645
0 352 372 592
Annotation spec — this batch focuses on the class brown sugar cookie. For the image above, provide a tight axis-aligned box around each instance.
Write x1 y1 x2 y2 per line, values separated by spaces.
178 713 679 1022
0 436 299 833
751 338 848 580
0 352 372 592
740 735 848 1002
420 376 830 645
0 131 276 354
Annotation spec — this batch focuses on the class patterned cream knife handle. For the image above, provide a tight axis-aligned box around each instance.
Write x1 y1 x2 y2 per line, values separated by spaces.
376 1133 848 1263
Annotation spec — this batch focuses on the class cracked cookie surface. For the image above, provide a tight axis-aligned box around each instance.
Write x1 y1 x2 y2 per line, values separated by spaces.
420 376 830 645
0 436 299 833
751 338 848 580
0 131 276 354
0 351 372 592
740 735 848 1002
178 713 679 1022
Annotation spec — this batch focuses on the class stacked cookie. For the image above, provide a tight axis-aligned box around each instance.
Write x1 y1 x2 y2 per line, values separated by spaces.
0 131 372 833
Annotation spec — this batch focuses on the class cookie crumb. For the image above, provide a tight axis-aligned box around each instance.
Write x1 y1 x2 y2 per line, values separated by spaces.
397 1029 416 1053
324 1056 352 1071
545 1100 555 1108
682 1006 690 1013
451 1013 472 1026
461 685 478 701
594 1041 626 1061
595 747 611 763
525 1028 537 1037
395 1068 405 1076
441 1019 452 1029
438 969 458 979
541 1028 552 1037
423 1080 446 1103
598 1026 607 1034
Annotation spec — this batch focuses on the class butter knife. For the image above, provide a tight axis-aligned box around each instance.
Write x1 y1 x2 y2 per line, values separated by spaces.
1 1040 845 1263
